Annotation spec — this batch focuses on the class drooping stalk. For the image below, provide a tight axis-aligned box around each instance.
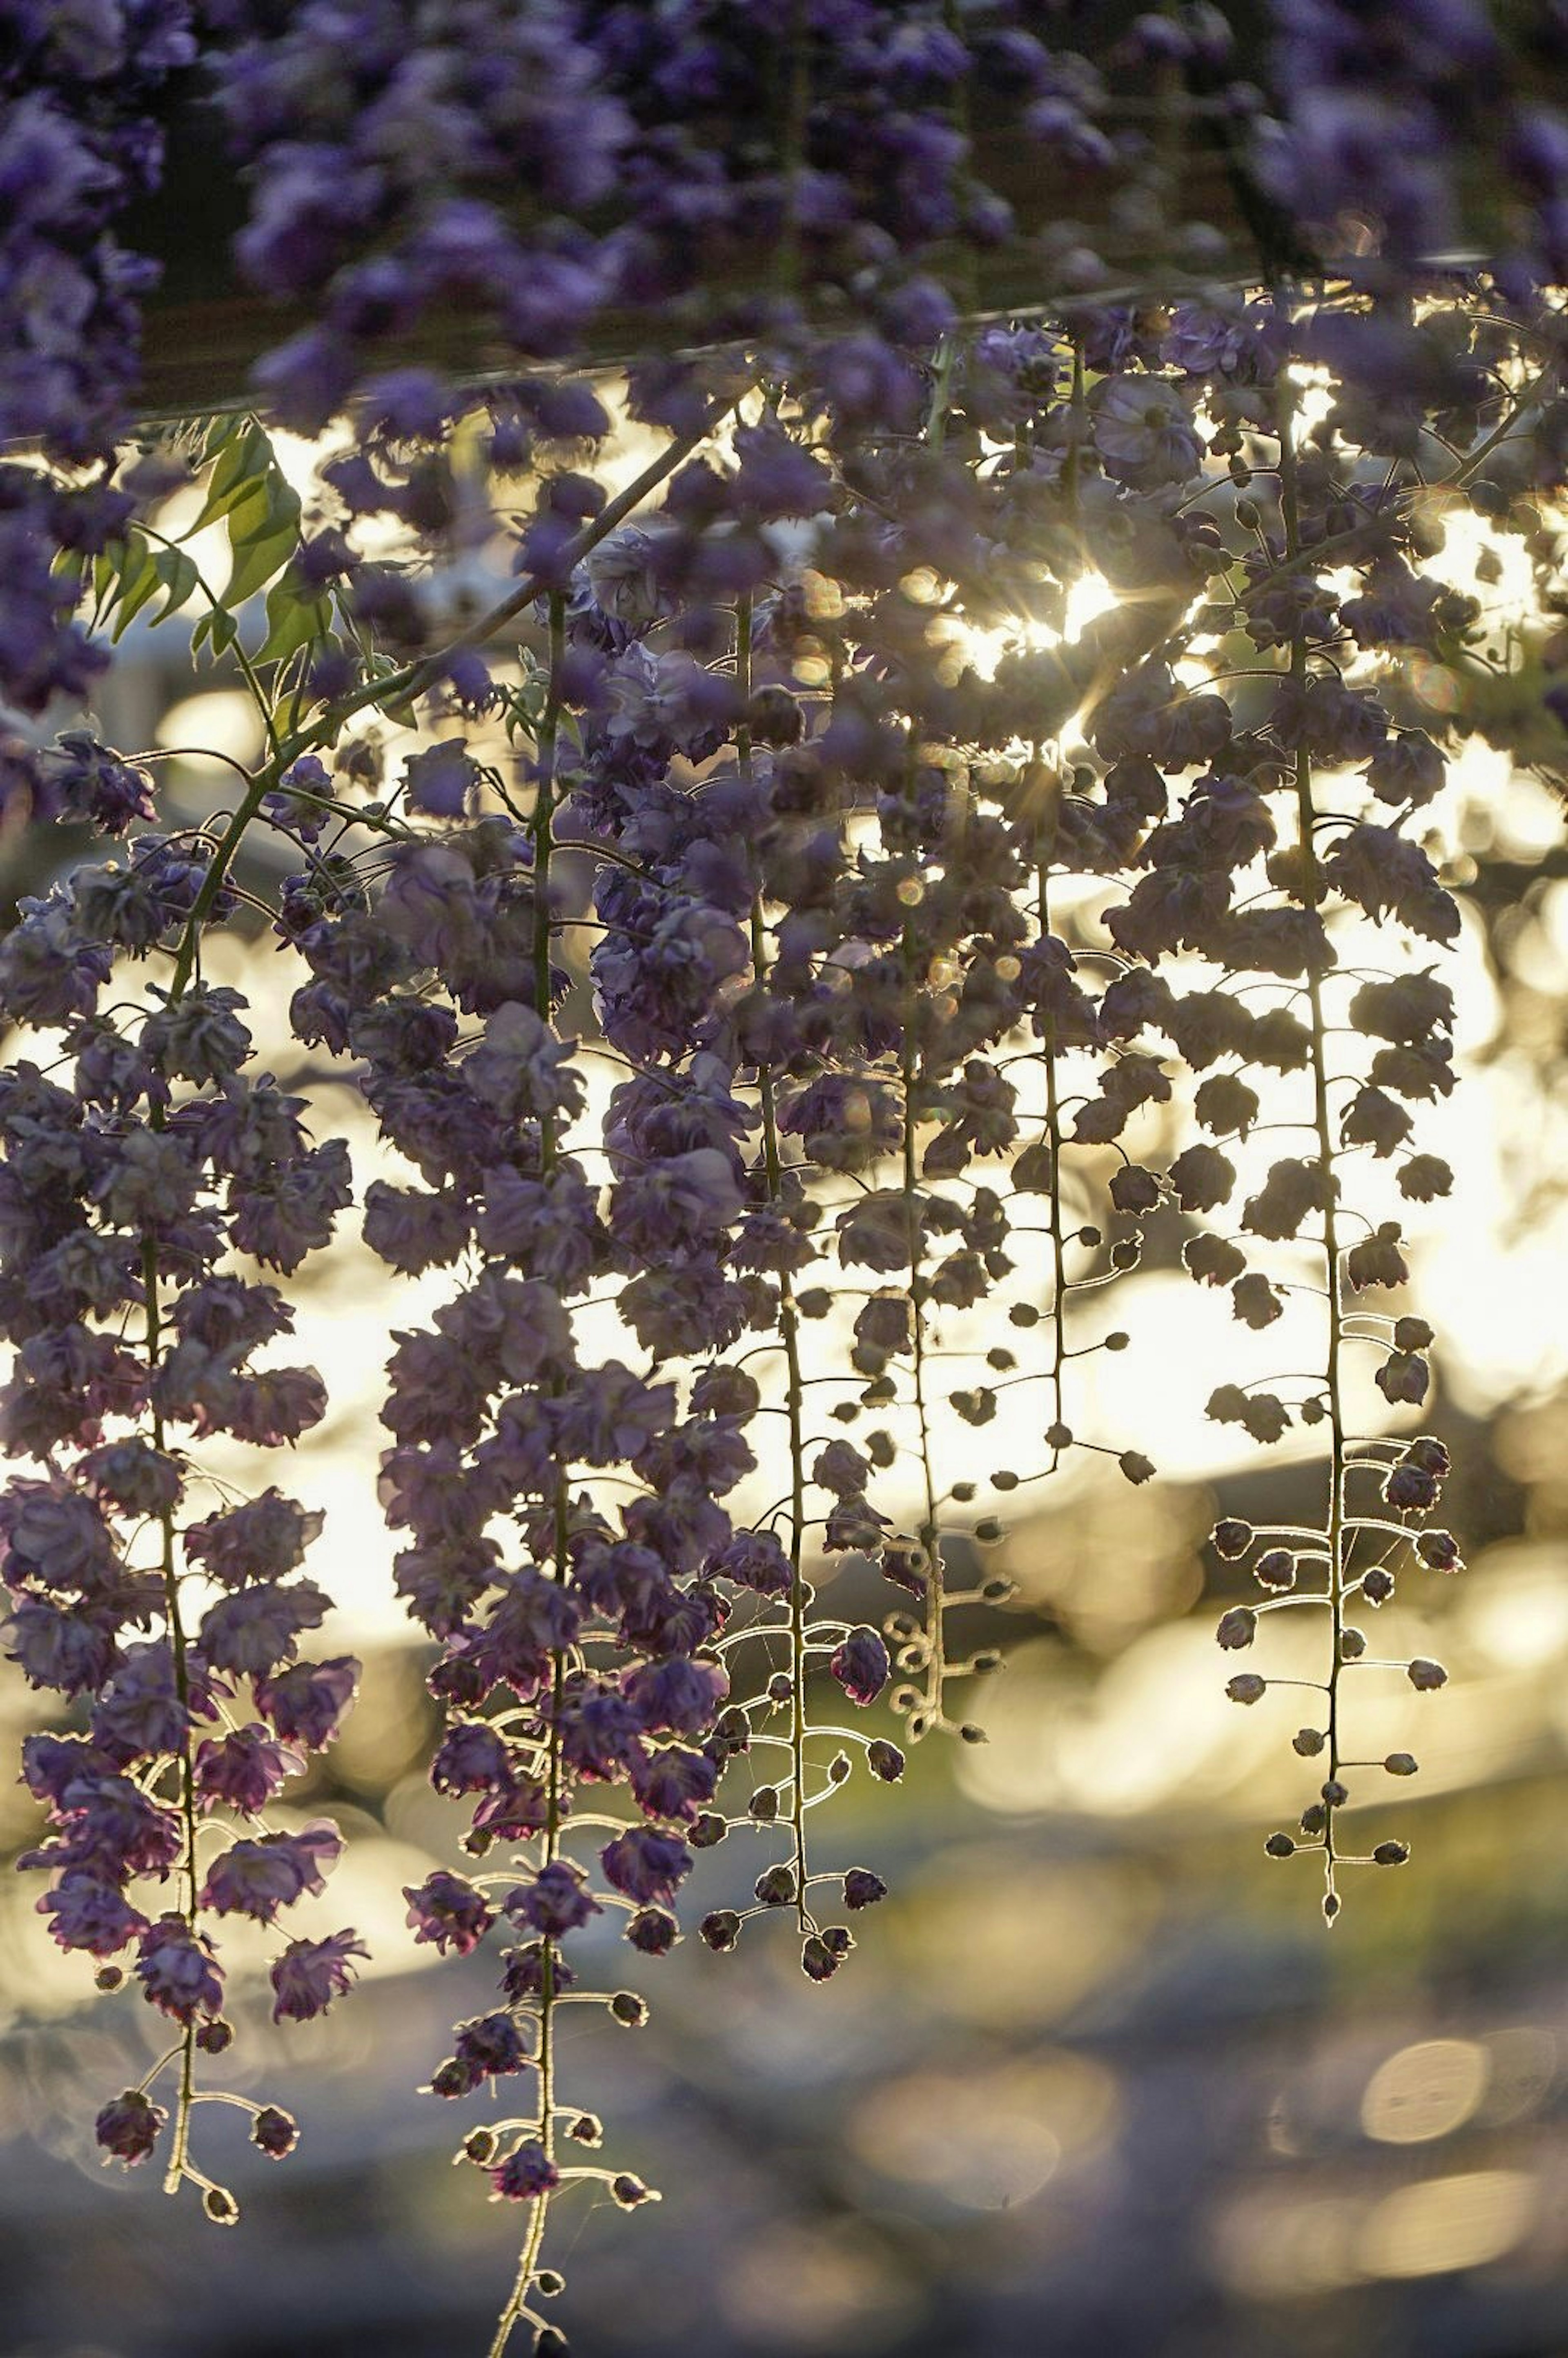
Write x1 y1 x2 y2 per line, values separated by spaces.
490 588 569 2358
738 594 814 1929
140 1229 200 2195
1277 358 1348 1921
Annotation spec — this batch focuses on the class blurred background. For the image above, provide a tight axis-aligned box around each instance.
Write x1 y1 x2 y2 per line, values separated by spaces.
4 428 1568 2358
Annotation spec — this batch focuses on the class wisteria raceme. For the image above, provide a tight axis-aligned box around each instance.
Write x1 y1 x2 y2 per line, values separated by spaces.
0 769 363 2215
1 2 1567 2354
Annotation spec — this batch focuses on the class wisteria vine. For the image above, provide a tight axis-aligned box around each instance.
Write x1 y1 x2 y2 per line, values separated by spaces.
2 2 1567 2354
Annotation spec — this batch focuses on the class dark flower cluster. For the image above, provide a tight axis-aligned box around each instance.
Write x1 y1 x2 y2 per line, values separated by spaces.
0 791 363 2214
2 4 1566 2354
0 0 194 713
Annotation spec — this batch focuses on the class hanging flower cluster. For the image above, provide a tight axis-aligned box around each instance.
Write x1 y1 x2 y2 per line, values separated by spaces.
0 0 194 716
2 4 1567 2355
0 750 363 2216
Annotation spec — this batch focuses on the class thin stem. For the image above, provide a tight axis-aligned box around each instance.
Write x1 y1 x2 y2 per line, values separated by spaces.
741 594 816 1937
141 1229 200 2195
1278 337 1348 1923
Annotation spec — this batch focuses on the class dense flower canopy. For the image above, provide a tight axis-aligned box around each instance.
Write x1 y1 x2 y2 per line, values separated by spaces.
1 3 1566 2354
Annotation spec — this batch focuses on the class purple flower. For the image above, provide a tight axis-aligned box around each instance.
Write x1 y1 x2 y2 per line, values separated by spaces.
95 2088 167 2166
1092 374 1203 488
490 2141 559 2203
90 1645 190 1766
38 1872 149 1957
830 1628 891 1708
184 1490 325 1585
254 1655 360 1750
193 1724 302 1815
453 2011 531 2079
270 1929 368 2023
136 1915 225 2023
628 1744 718 1823
199 1579 331 1677
403 738 481 819
508 1860 600 1939
404 1870 494 1957
600 1827 693 1907
430 1722 512 1796
200 1821 342 1922
621 1655 727 1738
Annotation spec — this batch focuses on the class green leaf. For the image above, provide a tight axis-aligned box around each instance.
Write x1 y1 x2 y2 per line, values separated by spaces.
190 420 275 534
148 547 200 628
191 605 240 657
225 519 300 611
109 540 164 641
258 569 330 667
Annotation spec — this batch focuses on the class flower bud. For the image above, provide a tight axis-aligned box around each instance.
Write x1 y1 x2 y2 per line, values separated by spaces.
463 2129 497 2165
689 1812 727 1848
1321 1779 1348 1808
1340 1627 1367 1660
1407 1657 1447 1690
566 2114 602 2146
609 1992 647 2028
611 2174 656 2209
801 1936 840 1983
1226 1673 1267 1705
755 1865 797 1907
431 2058 481 2100
827 1751 851 1784
1372 1840 1410 1866
94 1966 125 1994
843 1868 887 1910
195 2017 234 2055
867 1739 905 1782
1383 1752 1419 1776
699 1911 740 1952
1264 1832 1295 1858
1361 1567 1395 1606
1292 1727 1326 1757
251 2106 298 2160
1216 1606 1256 1650
748 1786 780 1823
626 1908 679 1957
534 2271 565 2298
203 2186 239 2227
1212 1519 1252 1560
1255 1549 1296 1591
1046 1422 1074 1451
